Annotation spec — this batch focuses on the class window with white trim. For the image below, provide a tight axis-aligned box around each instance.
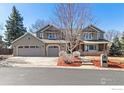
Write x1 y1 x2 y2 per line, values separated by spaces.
88 45 96 50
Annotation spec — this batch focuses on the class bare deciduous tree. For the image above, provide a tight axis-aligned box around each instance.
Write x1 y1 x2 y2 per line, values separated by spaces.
29 19 50 32
104 30 122 41
52 3 92 53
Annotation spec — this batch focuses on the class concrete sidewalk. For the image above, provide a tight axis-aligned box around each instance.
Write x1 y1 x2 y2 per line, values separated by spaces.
15 65 124 71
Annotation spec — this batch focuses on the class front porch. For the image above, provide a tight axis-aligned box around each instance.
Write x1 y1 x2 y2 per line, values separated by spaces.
74 41 108 56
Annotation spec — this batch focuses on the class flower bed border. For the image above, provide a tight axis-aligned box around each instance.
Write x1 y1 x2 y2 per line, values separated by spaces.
57 57 124 68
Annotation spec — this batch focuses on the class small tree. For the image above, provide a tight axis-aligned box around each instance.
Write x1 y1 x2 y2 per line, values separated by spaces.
121 32 124 50
4 6 27 46
109 37 122 56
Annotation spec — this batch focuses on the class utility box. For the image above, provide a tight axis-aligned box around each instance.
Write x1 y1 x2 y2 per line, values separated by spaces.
100 54 108 67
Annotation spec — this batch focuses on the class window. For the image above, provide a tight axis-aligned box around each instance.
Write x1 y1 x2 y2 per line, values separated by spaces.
82 34 85 40
88 45 96 50
36 46 40 48
49 46 58 48
84 33 93 40
54 46 58 48
40 33 42 38
30 46 35 48
48 33 52 39
100 33 103 39
89 45 94 50
49 46 54 48
48 33 57 40
86 33 88 40
18 46 23 48
40 33 44 38
89 33 92 40
24 46 29 48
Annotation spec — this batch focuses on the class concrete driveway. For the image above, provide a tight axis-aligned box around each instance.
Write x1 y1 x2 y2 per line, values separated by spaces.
5 57 58 67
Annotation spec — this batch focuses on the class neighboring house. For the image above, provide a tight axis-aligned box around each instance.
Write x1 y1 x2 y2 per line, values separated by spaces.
12 25 67 57
74 25 109 56
12 24 109 57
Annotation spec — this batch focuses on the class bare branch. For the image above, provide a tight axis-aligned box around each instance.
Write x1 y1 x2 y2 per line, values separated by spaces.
52 3 92 53
104 30 122 41
29 19 50 32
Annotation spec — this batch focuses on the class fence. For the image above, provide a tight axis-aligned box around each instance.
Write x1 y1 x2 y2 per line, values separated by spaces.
0 48 13 55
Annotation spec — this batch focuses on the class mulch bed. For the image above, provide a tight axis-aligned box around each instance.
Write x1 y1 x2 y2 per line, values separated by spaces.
57 57 124 68
92 60 124 68
57 57 82 67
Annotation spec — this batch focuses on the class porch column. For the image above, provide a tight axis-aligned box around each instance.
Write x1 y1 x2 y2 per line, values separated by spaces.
103 43 107 54
79 43 82 53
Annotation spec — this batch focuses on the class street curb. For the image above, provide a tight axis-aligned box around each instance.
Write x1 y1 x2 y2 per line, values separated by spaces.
12 65 124 71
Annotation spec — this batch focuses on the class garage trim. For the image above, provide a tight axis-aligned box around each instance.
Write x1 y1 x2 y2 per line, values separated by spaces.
46 44 60 56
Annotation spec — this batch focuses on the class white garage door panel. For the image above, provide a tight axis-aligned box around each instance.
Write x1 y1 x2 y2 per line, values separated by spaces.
18 46 42 56
48 46 59 57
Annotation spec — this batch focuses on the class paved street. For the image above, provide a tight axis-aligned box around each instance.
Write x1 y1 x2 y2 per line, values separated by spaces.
0 67 124 85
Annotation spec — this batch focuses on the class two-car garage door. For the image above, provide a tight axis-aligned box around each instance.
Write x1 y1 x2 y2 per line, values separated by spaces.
18 45 42 56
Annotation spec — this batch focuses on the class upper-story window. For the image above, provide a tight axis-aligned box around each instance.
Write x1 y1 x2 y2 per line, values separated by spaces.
83 33 93 40
100 33 103 39
86 33 88 40
48 33 57 40
39 33 44 38
40 33 42 38
89 33 92 40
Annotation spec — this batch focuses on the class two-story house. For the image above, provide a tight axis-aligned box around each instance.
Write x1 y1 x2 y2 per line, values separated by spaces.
12 24 67 57
74 25 109 55
12 24 109 56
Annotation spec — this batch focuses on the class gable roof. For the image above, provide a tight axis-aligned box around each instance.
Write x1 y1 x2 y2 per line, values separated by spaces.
83 25 105 33
36 24 60 33
12 32 44 44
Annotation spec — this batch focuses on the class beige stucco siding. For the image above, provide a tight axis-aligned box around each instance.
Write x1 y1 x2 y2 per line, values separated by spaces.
12 33 45 56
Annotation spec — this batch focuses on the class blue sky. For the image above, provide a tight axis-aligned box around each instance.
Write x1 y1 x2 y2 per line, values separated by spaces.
0 3 124 35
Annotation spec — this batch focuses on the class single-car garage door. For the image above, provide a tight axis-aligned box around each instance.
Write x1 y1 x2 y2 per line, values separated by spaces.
48 46 59 57
18 46 42 56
